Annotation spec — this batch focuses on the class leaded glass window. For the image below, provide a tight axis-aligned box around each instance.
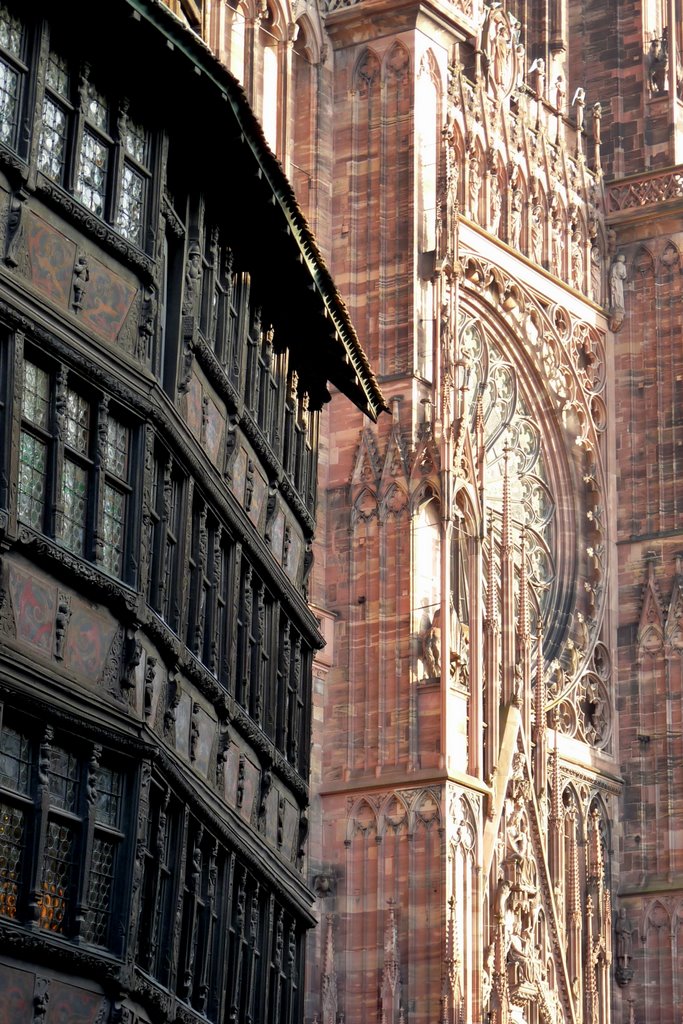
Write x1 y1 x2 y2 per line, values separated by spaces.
40 819 76 933
0 718 129 950
102 415 130 577
38 50 72 184
38 96 68 181
0 802 23 919
116 163 145 244
48 746 80 812
83 835 115 944
23 361 50 427
45 50 69 97
76 128 109 216
0 726 31 794
18 361 51 532
15 352 137 581
0 4 24 151
18 431 47 529
60 387 92 557
64 388 89 453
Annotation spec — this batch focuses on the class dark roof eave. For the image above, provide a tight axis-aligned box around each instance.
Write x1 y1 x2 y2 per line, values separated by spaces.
126 0 388 422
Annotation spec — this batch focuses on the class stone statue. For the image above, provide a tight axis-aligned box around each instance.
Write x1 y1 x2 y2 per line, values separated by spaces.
490 176 503 235
609 254 627 317
648 36 668 95
571 225 584 291
510 189 523 250
615 906 635 986
531 204 543 264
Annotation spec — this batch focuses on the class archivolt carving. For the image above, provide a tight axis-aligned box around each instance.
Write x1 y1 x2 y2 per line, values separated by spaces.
458 255 609 684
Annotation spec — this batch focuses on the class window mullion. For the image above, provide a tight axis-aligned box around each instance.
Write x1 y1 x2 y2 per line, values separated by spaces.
26 724 53 928
72 744 100 942
25 20 49 190
7 331 24 533
51 365 68 542
168 804 191 995
109 103 126 227
180 823 203 1002
91 395 108 565
69 63 89 195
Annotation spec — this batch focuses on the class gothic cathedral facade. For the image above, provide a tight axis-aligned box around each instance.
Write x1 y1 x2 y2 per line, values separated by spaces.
3 0 682 1023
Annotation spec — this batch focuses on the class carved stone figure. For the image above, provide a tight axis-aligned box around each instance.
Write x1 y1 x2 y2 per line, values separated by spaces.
183 242 203 316
510 188 523 250
615 907 635 986
490 176 503 235
72 254 89 312
609 254 627 329
469 162 482 221
571 225 584 290
491 20 511 91
421 606 441 678
531 203 543 264
648 36 668 95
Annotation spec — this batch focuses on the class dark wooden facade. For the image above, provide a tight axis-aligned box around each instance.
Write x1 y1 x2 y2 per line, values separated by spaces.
0 2 384 1022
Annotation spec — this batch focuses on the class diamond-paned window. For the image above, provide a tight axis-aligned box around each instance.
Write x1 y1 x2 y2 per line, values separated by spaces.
0 58 18 145
18 431 47 529
95 767 121 827
123 118 146 163
60 458 88 556
83 835 115 945
38 96 68 181
0 726 31 794
76 129 108 217
48 746 80 813
106 417 128 476
39 820 76 933
0 5 22 57
65 388 90 454
23 361 50 427
0 3 22 150
0 802 23 919
83 81 108 130
102 485 125 575
46 50 69 97
116 163 145 244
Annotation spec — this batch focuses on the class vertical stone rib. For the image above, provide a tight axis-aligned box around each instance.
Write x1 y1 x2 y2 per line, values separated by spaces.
485 519 500 783
500 443 515 705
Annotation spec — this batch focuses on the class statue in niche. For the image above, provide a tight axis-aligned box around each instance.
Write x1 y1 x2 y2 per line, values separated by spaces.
510 189 523 250
469 161 482 221
609 254 626 312
505 785 535 890
590 240 603 304
648 35 669 95
490 18 512 92
490 176 503 235
571 224 584 290
531 203 543 264
615 906 634 986
608 253 627 331
583 677 608 745
420 604 441 679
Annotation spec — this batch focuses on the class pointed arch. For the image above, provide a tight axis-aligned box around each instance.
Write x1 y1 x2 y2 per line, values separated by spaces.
644 901 674 1024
